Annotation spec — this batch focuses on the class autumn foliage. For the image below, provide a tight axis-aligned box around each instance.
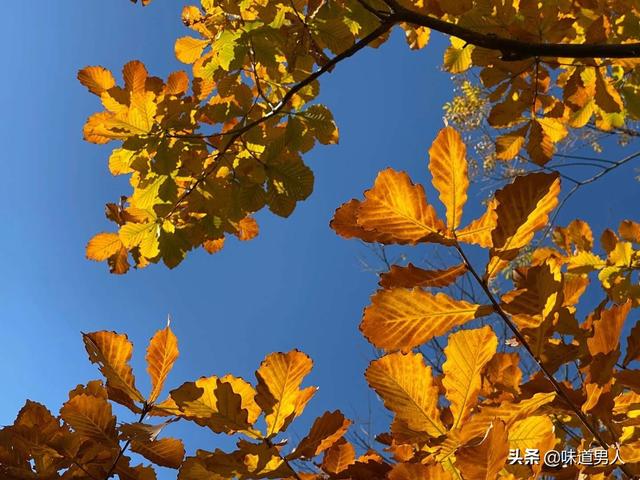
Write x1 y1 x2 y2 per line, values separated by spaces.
4 0 640 478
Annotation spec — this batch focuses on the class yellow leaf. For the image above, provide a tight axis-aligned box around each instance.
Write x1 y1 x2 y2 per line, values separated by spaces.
443 326 498 428
171 375 261 436
366 352 445 437
508 415 555 452
146 324 179 403
119 222 159 259
288 410 351 460
86 232 123 262
361 288 490 351
428 126 469 230
175 36 210 64
78 66 115 96
357 168 445 244
255 350 316 437
379 263 467 289
487 172 560 278
456 421 509 480
60 393 117 444
495 126 527 161
457 198 498 248
130 437 185 469
83 331 145 406
444 37 473 73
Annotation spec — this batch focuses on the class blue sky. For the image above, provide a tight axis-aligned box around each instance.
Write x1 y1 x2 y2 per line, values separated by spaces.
1 1 639 478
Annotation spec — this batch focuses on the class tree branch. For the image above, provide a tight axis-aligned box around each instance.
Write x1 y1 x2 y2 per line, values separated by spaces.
384 0 640 60
452 240 634 479
165 18 396 218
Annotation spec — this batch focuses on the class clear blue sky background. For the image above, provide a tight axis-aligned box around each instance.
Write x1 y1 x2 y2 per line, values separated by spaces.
1 2 638 478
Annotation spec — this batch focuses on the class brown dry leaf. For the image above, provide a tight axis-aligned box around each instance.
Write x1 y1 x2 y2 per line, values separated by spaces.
131 437 185 469
322 439 355 474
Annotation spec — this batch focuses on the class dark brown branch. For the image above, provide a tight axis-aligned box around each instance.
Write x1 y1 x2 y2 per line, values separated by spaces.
165 19 395 218
452 241 634 479
385 0 640 59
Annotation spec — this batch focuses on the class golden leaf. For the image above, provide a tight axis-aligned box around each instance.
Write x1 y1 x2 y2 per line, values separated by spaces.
623 320 640 367
456 198 497 248
131 437 185 469
175 36 210 64
442 326 498 428
455 421 509 480
428 126 469 230
83 331 145 406
379 263 467 289
146 324 179 403
357 169 446 244
60 393 117 444
487 172 561 278
78 66 116 96
361 288 490 351
443 37 473 73
330 199 393 243
365 351 445 437
255 350 316 437
171 376 261 436
288 410 351 460
86 232 123 262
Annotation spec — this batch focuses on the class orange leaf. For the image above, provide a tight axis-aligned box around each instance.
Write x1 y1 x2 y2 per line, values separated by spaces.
255 350 316 437
357 169 446 244
361 288 490 351
78 66 116 96
487 172 560 278
428 126 469 230
365 352 445 437
456 421 509 480
288 410 351 460
146 324 179 403
83 331 145 407
86 232 123 262
379 263 467 289
60 393 117 444
456 198 497 248
443 326 498 428
131 437 185 469
322 439 355 474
